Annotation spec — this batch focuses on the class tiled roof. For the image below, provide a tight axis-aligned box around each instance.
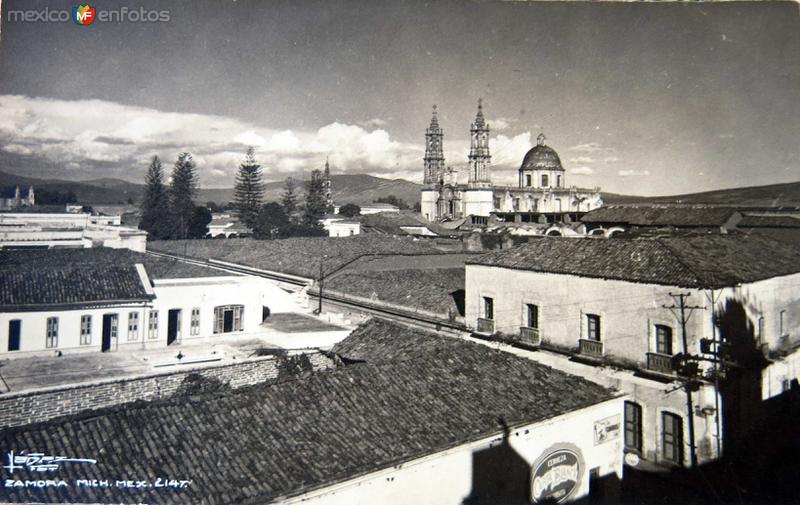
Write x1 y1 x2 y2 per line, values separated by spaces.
147 236 444 278
0 265 151 308
0 319 615 505
0 247 235 280
331 317 467 362
466 235 800 289
324 268 464 316
581 205 739 227
737 215 800 228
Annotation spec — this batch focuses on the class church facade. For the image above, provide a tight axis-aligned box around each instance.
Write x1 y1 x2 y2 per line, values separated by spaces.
0 185 34 210
420 102 602 224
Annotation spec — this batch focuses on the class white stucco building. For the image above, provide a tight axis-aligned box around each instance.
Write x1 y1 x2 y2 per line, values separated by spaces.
0 248 305 357
0 212 147 252
465 234 800 470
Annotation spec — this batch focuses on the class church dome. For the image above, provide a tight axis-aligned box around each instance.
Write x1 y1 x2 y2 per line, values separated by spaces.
520 133 564 172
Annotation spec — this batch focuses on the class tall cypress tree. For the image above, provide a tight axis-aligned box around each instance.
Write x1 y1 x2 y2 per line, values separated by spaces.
168 152 199 239
303 169 327 227
232 147 264 229
139 156 170 240
281 176 299 220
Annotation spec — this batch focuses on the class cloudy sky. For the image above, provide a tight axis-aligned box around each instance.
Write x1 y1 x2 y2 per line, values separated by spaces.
0 0 798 195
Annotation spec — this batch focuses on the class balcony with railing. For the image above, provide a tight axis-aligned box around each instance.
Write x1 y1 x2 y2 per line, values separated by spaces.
519 327 541 347
476 318 495 335
579 338 603 358
646 352 674 375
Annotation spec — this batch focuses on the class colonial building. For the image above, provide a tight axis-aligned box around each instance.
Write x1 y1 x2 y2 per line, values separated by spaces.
0 185 34 210
465 234 800 469
0 212 147 251
0 318 625 505
420 102 602 224
0 248 304 356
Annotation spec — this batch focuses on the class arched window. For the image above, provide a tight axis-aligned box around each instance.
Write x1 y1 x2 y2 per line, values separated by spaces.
557 175 562 187
542 174 549 187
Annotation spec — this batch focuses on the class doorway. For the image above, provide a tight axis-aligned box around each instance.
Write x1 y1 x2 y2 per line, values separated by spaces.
101 313 118 352
8 320 21 352
167 309 182 345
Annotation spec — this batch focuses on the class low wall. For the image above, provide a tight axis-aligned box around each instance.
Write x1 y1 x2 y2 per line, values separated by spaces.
0 351 334 429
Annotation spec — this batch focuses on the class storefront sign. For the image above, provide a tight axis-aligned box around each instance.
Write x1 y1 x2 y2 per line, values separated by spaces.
530 445 583 504
593 415 621 445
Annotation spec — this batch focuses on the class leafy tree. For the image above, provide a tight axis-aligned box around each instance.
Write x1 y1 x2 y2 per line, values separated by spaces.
168 152 199 239
253 202 290 240
188 205 212 238
139 156 171 240
232 147 264 229
373 195 409 210
338 203 361 217
281 177 299 219
413 201 422 213
280 223 328 238
302 169 328 226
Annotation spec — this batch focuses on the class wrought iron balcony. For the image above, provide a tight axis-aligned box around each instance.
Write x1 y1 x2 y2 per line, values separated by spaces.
579 338 603 358
476 318 495 335
519 326 541 347
646 352 674 375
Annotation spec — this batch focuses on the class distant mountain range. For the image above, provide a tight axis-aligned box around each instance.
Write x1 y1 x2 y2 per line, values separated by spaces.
1 169 798 208
0 171 422 207
603 181 800 207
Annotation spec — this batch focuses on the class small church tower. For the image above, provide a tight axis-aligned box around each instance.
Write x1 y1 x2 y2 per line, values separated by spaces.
423 105 445 185
467 99 491 186
323 158 333 210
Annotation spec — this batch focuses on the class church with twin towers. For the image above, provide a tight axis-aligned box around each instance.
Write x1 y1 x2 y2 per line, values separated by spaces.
420 100 603 225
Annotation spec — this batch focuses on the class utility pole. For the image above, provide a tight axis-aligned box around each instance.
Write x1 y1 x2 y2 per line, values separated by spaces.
703 289 723 459
316 255 327 314
664 292 705 468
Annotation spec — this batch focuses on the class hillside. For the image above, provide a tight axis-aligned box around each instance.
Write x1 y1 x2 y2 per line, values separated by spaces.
3 168 796 209
603 181 800 207
200 174 421 207
0 170 142 204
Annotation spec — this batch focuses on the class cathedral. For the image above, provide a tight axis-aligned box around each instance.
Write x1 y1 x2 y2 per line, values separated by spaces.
420 101 602 224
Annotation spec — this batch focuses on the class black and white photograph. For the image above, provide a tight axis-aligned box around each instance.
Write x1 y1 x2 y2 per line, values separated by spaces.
0 0 798 504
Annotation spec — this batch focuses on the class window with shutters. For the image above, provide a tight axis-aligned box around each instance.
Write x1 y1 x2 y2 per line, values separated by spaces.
128 312 140 341
190 308 201 336
46 317 59 348
148 311 159 339
624 401 643 453
79 315 92 345
662 412 683 465
655 324 673 354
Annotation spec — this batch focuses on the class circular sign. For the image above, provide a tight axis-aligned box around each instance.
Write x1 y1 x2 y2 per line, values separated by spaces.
531 447 583 504
624 452 640 467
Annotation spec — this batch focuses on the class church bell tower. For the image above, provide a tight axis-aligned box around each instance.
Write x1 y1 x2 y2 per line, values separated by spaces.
467 99 491 186
423 105 445 186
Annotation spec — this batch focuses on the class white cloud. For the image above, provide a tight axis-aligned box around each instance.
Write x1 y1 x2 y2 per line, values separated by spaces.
568 156 595 164
489 117 517 131
489 132 532 168
2 144 33 155
359 118 388 129
0 94 423 185
569 142 604 153
571 166 595 175
604 156 620 163
234 130 267 147
618 169 650 177
718 133 735 139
